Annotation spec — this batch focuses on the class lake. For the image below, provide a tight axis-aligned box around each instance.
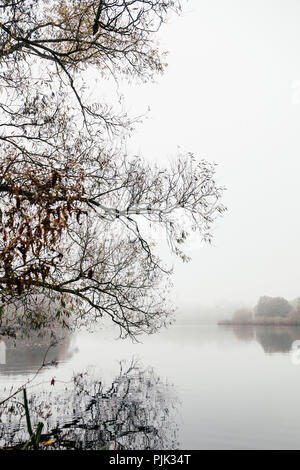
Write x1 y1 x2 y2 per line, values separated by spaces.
1 323 300 449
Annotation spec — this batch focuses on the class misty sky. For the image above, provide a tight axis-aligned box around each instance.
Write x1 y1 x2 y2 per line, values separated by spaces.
120 0 300 312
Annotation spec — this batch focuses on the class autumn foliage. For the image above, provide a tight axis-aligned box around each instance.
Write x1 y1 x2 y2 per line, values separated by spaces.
0 1 226 337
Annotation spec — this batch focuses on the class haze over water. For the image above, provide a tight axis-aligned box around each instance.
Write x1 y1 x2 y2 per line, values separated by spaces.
2 323 300 449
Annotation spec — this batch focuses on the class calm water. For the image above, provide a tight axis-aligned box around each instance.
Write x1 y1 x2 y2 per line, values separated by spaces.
1 323 300 449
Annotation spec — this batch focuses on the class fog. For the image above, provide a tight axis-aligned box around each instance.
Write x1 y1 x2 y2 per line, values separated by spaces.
113 0 300 321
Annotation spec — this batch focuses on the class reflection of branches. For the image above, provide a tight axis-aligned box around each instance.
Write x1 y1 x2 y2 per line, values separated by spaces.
0 358 179 450
0 338 62 450
0 339 58 407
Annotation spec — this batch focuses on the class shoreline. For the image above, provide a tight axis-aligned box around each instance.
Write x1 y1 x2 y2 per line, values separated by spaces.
218 320 300 326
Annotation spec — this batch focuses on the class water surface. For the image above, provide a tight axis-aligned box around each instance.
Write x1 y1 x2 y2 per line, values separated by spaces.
1 324 300 449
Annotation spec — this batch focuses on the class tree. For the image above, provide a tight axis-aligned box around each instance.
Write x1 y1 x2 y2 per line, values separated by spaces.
231 308 253 323
254 296 292 319
0 1 226 338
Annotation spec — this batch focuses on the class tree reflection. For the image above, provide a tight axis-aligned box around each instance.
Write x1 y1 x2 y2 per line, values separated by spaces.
230 325 300 353
0 332 74 375
232 324 255 342
255 327 300 354
0 359 179 450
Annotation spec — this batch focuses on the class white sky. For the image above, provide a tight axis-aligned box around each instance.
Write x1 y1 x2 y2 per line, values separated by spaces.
119 0 300 311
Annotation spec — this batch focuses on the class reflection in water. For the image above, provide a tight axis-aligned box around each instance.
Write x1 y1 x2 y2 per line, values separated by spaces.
0 358 179 450
229 325 300 353
256 328 294 354
4 324 300 449
0 341 5 365
0 333 75 374
233 325 255 342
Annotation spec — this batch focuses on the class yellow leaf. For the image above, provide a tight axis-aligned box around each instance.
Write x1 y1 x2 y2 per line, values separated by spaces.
42 439 56 446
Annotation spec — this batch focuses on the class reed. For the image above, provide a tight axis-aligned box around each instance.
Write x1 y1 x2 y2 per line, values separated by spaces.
22 388 44 450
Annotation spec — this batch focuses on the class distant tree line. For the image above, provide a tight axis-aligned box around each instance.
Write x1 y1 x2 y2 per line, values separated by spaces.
254 296 292 318
228 296 300 324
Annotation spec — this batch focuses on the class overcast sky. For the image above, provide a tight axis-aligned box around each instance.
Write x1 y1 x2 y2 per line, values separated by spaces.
120 0 300 312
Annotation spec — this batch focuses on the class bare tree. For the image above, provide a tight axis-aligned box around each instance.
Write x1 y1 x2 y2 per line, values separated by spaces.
0 1 226 338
